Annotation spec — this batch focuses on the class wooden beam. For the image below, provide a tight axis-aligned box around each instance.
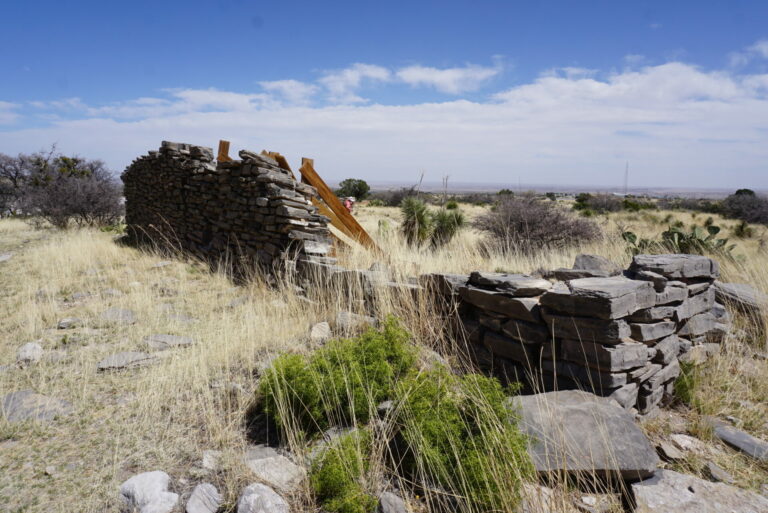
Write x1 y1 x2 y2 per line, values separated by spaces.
217 140 232 161
299 158 380 252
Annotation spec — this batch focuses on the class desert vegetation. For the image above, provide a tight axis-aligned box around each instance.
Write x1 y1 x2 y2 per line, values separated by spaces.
1 185 767 513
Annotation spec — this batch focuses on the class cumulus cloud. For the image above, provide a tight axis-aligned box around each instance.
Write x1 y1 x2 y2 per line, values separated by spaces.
396 63 500 94
2 60 768 188
318 63 391 104
259 79 318 106
729 39 768 67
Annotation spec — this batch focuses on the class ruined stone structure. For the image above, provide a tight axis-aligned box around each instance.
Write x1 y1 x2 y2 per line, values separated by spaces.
423 254 729 415
122 142 333 273
122 142 729 416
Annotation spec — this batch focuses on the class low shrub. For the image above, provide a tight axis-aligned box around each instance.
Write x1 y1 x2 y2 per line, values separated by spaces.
622 224 735 256
259 318 416 435
369 186 419 207
475 193 600 253
401 198 466 248
720 191 768 225
366 198 385 207
445 200 458 210
310 429 377 513
396 368 532 511
674 360 702 410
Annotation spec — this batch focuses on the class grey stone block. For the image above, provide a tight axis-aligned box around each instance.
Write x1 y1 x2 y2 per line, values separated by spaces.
540 277 655 319
630 254 719 280
468 272 551 296
561 339 648 371
630 321 677 342
651 335 681 365
541 310 631 343
459 286 542 322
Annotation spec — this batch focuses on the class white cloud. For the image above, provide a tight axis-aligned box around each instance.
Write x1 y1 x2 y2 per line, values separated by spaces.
396 63 500 94
2 60 768 188
0 101 19 124
729 39 768 67
318 63 391 104
259 79 318 106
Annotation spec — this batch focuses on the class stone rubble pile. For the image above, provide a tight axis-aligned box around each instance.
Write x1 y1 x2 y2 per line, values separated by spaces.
424 254 729 415
122 141 334 273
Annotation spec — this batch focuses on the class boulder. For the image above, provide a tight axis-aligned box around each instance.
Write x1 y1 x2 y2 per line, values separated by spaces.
540 277 655 320
468 272 551 296
630 254 719 280
1 389 73 423
237 483 289 513
378 491 408 513
101 307 137 325
309 321 332 343
186 483 222 513
631 469 768 512
509 390 658 480
243 445 306 493
119 470 179 513
97 352 156 371
143 334 194 351
16 341 44 367
57 317 83 329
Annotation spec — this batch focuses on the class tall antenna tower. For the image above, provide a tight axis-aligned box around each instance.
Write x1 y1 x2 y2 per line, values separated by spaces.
623 161 629 195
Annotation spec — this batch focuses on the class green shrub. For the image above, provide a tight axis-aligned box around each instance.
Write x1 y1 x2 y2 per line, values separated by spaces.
704 216 714 227
367 198 385 207
445 200 459 210
732 220 754 238
401 198 465 248
259 318 416 435
336 178 370 200
310 429 377 513
674 360 701 410
622 225 735 256
396 368 532 511
431 209 466 248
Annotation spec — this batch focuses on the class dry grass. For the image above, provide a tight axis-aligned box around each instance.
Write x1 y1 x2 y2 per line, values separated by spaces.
1 203 767 512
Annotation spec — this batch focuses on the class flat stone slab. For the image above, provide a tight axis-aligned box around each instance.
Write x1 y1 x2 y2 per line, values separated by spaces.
459 286 542 322
561 339 648 371
97 351 156 371
243 445 306 493
1 389 73 423
573 254 622 274
186 482 222 513
714 281 767 316
705 417 768 461
100 307 137 325
237 483 289 513
630 254 719 280
143 334 193 351
509 390 658 480
468 272 552 296
541 310 631 343
540 278 655 320
631 469 768 512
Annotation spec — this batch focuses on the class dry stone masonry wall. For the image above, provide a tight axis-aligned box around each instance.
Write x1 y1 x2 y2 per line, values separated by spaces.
122 141 334 274
423 253 729 416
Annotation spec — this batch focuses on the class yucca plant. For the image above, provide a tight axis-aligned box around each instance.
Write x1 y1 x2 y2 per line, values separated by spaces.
431 209 465 248
400 197 433 246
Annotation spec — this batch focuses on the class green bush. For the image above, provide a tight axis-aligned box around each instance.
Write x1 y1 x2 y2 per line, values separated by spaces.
367 198 385 207
400 198 466 248
396 368 532 511
259 318 416 435
674 360 701 410
310 429 377 513
430 209 466 248
623 225 735 256
445 200 459 210
732 220 754 238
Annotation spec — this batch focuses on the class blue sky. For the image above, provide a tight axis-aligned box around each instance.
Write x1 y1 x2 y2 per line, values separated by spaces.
1 1 768 189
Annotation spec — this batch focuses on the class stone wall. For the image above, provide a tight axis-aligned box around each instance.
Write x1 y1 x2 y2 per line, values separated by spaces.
421 254 729 416
122 141 334 274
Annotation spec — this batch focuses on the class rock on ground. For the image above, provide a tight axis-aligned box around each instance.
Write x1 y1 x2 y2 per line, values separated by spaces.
1 389 73 423
186 483 221 513
714 281 767 317
309 321 332 343
0 252 13 263
631 469 768 513
335 311 376 333
509 390 658 480
243 445 306 493
237 483 289 513
16 341 44 366
119 470 179 513
100 307 138 325
705 416 768 461
143 334 194 351
573 254 622 275
57 317 83 329
97 352 156 371
378 491 408 513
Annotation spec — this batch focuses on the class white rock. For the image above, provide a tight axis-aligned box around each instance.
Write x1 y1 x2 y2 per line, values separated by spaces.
57 317 82 329
309 322 332 343
17 342 44 366
119 470 179 513
670 433 708 454
186 483 221 513
243 446 306 493
237 483 289 513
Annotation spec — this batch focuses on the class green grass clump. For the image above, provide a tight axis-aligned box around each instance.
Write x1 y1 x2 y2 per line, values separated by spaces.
259 317 416 435
396 368 533 511
310 429 378 513
674 360 702 410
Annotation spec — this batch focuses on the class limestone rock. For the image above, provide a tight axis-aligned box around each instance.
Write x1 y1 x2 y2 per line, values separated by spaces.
714 281 767 317
573 254 622 275
561 339 648 371
17 341 44 366
630 321 676 342
309 321 332 343
335 311 376 332
98 352 156 371
630 254 720 280
459 286 541 322
243 445 306 493
57 317 83 329
541 310 631 343
119 470 179 513
705 417 768 461
631 469 768 513
468 272 552 296
509 390 658 480
237 483 289 513
1 389 73 423
143 334 194 351
540 277 655 320
657 441 684 462
705 461 734 484
101 307 137 325
186 483 221 513
378 491 407 513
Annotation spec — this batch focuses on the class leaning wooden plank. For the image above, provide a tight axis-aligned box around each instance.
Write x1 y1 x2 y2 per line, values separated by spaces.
299 158 380 252
263 150 294 177
217 140 232 161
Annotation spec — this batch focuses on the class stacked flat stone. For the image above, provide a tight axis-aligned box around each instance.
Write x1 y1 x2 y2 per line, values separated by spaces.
122 141 333 273
423 254 728 415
